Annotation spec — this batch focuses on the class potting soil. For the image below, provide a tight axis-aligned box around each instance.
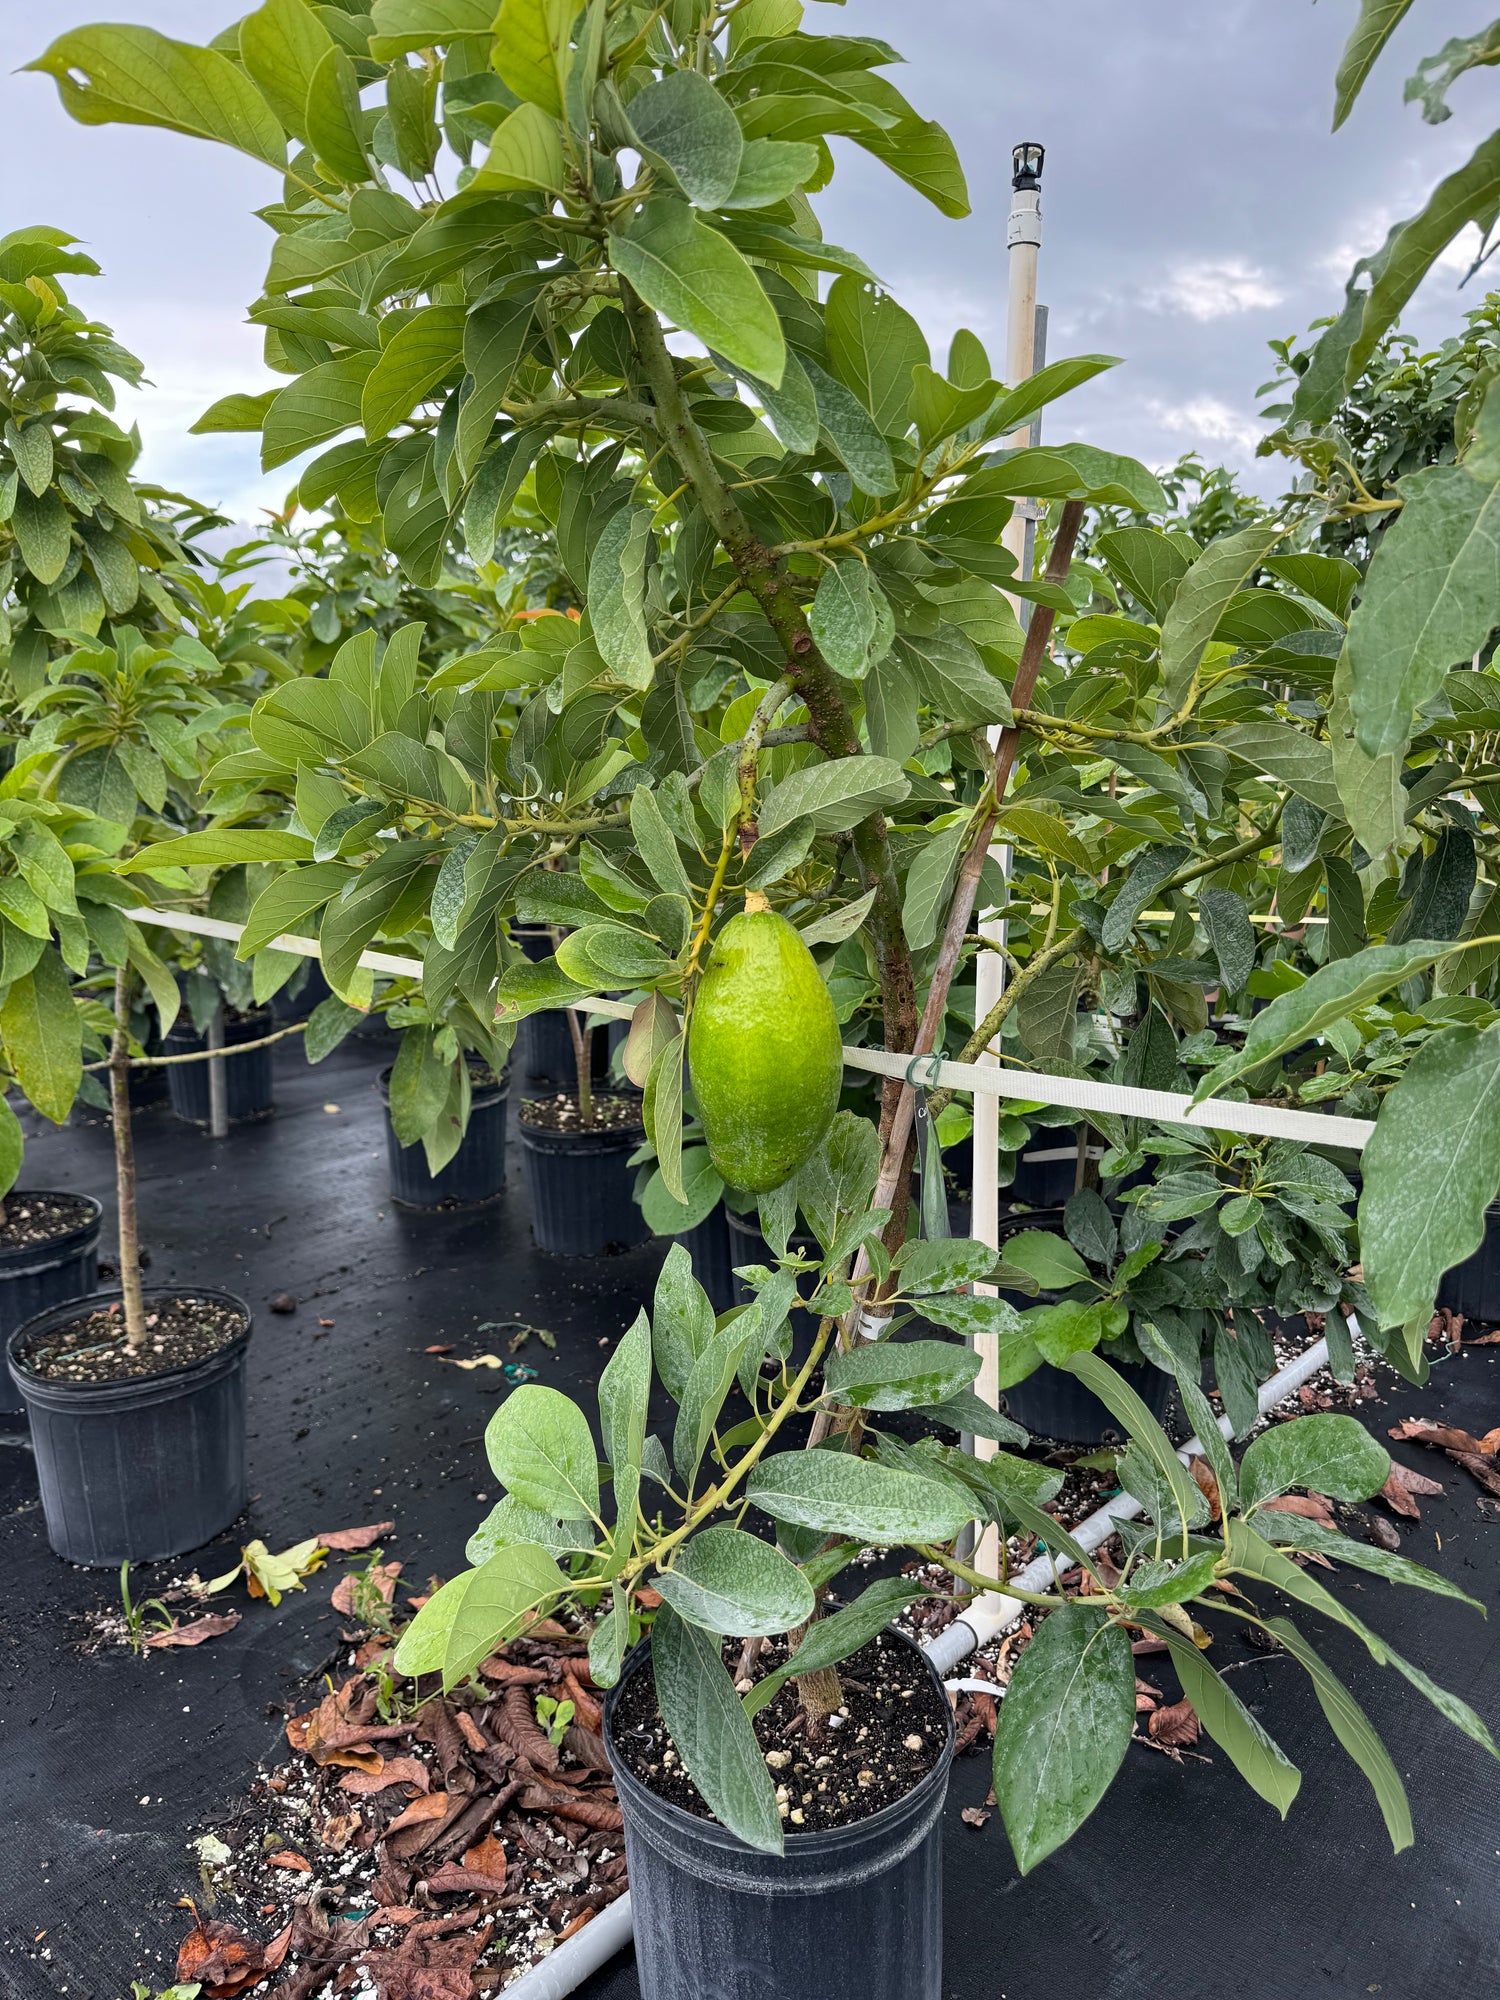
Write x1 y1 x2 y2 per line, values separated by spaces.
2 1036 1499 1998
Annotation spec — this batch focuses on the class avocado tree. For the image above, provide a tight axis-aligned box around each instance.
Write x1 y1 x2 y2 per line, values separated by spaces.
31 0 1500 1866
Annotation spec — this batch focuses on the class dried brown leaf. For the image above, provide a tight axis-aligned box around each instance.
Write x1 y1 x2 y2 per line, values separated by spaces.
1261 1492 1336 1525
320 1521 396 1552
1188 1456 1221 1520
384 1793 452 1837
1148 1698 1201 1748
1388 1418 1490 1455
340 1758 429 1797
1451 1449 1500 1497
143 1612 241 1649
266 1849 311 1873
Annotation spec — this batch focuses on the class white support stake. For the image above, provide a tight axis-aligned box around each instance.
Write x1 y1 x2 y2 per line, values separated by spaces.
974 141 1047 1564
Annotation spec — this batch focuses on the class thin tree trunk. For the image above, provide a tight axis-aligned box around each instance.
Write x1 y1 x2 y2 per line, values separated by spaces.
207 1004 228 1139
111 967 147 1351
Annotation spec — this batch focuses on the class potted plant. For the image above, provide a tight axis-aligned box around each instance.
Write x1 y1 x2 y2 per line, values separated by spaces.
7 961 253 1564
382 1140 1499 1998
33 0 1500 1979
378 991 517 1210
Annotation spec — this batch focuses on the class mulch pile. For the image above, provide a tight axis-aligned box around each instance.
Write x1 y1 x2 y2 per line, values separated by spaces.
179 1625 628 1999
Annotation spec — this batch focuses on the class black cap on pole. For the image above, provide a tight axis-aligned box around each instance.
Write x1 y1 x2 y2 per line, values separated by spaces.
1012 142 1045 191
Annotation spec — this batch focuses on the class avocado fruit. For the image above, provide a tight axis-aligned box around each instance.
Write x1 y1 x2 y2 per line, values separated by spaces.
688 906 843 1193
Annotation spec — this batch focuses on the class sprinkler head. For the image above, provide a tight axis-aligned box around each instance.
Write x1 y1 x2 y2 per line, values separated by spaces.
1012 141 1045 191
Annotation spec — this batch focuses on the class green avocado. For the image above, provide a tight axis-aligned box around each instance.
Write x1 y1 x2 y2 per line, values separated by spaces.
688 906 843 1193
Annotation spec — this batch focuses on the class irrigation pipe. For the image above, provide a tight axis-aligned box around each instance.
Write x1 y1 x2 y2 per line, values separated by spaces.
131 909 1369 1151
923 1323 1343 1673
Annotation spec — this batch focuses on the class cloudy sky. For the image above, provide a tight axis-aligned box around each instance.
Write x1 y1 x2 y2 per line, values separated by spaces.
2 0 1496 522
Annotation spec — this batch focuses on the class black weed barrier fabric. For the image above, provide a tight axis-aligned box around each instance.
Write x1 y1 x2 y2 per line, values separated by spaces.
1 1037 1498 1999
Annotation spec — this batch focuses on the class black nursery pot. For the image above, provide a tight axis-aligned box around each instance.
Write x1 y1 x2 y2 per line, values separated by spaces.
993 1207 1173 1444
518 1103 649 1255
6 1287 252 1565
1439 1200 1500 1321
517 1009 611 1093
603 1631 953 2000
378 1064 510 1209
0 1195 102 1418
164 1013 275 1125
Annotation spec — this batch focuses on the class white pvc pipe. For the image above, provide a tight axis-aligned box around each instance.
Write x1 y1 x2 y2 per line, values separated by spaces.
922 1328 1339 1673
500 1897 637 1999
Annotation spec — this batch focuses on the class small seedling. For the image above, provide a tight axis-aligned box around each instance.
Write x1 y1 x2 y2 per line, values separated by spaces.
535 1694 575 1748
347 1548 400 1639
119 1562 174 1654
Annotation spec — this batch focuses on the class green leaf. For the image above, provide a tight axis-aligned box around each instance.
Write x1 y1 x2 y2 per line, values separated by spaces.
999 1228 1091 1290
1214 722 1343 816
1346 465 1500 759
631 785 694 899
985 355 1122 440
1240 1414 1390 1510
652 1604 783 1854
992 1603 1135 1874
362 304 464 440
1296 130 1500 424
471 100 566 192
492 957 594 1025
645 1029 687 1205
370 0 497 60
824 1338 981 1412
673 1314 762 1483
896 627 1013 728
720 136 820 209
1262 1616 1412 1851
655 1526 814 1637
1119 1550 1222 1608
611 198 784 387
802 358 896 495
901 816 968 953
920 1388 1029 1446
263 354 376 471
741 1576 923 1719
1154 1627 1301 1815
485 1384 601 1522
715 345 819 454
598 1306 650 1546
589 504 654 688
11 487 71 586
1159 526 1284 712
28 24 286 169
652 1241 716 1404
305 46 370 184
387 1027 449 1147
758 755 908 837
0 1095 23 1200
491 0 581 118
390 1570 475 1677
120 829 314 873
467 1495 594 1564
746 1449 975 1543
1254 1512 1485 1612
1360 1018 1500 1327
1197 939 1465 1105
189 389 280 435
442 1542 567 1686
239 865 352 957
1059 1351 1203 1536
628 70 743 208
809 558 879 678
6 419 53 498
0 947 81 1124
824 275 930 436
1333 0 1415 126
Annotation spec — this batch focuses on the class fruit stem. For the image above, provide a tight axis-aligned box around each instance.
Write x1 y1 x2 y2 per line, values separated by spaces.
743 890 770 914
